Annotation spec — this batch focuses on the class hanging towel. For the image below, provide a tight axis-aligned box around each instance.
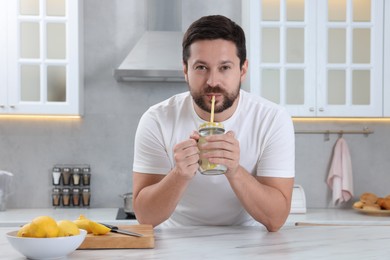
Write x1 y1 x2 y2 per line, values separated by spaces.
326 137 353 205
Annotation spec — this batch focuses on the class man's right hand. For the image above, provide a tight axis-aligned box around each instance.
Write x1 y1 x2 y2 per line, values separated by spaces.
172 133 200 179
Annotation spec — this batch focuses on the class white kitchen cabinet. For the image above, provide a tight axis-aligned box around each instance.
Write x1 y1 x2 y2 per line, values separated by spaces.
384 1 390 117
0 0 83 116
242 0 384 117
0 1 8 112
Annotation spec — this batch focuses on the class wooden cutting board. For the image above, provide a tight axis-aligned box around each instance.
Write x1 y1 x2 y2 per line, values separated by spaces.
78 224 154 249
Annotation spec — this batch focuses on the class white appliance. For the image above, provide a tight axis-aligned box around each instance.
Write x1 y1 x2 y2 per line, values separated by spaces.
290 184 306 214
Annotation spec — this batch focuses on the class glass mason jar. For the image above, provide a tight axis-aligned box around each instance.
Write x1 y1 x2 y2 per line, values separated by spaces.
198 122 227 175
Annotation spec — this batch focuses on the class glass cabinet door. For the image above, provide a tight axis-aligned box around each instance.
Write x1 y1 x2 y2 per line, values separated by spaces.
384 0 390 117
3 0 82 116
0 2 7 110
243 0 384 117
317 0 383 116
245 0 317 116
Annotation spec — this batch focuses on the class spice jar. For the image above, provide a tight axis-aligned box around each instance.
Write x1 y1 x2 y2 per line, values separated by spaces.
52 188 61 207
82 188 91 206
62 188 71 206
198 122 227 175
82 167 91 186
62 167 71 186
52 167 61 185
72 188 81 206
72 168 81 186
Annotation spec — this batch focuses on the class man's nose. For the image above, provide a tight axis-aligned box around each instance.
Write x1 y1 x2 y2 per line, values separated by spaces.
206 69 221 87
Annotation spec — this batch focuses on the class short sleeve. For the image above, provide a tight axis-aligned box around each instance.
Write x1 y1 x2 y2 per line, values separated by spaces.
132 110 172 174
256 109 295 178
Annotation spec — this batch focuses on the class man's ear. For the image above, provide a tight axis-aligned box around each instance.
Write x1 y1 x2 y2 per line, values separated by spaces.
183 62 188 82
240 59 249 82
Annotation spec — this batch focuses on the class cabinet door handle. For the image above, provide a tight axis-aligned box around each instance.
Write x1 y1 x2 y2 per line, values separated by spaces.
309 107 315 112
318 107 324 112
10 105 16 108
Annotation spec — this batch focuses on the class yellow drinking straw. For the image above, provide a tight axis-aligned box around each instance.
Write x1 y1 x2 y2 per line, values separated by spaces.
210 95 215 123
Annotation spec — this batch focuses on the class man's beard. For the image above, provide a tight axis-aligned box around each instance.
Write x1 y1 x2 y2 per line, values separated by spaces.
190 84 240 114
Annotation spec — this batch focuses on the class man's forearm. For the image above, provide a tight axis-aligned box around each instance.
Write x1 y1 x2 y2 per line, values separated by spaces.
226 166 294 232
134 170 191 227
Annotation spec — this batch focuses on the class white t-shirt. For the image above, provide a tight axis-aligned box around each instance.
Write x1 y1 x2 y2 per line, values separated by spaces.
133 90 295 227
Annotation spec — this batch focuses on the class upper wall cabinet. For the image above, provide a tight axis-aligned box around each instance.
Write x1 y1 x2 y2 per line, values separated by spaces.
242 0 385 117
384 1 390 117
0 0 83 116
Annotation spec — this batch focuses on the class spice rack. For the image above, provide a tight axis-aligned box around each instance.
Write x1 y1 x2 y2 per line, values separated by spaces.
51 164 91 208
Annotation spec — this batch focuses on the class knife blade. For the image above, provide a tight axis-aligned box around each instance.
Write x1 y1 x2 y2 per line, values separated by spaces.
100 223 143 237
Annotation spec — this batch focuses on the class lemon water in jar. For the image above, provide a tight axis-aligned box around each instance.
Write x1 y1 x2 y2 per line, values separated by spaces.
198 122 227 175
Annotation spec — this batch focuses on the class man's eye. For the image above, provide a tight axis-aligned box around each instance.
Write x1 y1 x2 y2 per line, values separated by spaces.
195 65 207 70
220 65 231 71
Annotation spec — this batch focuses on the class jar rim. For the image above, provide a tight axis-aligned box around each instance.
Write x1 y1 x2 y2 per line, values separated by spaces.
199 122 224 130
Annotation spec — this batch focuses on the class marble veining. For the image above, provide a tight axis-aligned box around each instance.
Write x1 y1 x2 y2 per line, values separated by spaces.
2 208 390 227
1 225 390 259
1 208 390 259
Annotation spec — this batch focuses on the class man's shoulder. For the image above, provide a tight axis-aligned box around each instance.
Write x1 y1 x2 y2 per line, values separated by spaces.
150 91 190 110
141 92 193 125
240 90 286 114
146 92 191 116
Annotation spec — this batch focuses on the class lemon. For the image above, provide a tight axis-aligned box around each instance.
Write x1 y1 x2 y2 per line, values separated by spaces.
28 216 60 238
57 220 80 237
73 214 110 235
206 161 217 169
89 221 111 235
28 222 47 238
17 223 32 237
73 214 92 233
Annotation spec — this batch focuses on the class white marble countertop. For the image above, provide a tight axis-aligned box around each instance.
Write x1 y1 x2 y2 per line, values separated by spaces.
287 208 390 226
1 208 390 259
1 207 390 227
0 208 138 227
1 224 390 259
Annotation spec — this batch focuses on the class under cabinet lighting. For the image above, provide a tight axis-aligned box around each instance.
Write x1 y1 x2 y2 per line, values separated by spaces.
293 117 390 123
0 115 81 120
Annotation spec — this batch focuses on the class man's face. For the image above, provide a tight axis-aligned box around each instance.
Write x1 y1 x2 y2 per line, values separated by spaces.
183 39 247 114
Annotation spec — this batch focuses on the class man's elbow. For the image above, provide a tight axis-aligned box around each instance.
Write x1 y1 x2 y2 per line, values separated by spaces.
265 221 284 232
259 214 289 232
134 214 160 228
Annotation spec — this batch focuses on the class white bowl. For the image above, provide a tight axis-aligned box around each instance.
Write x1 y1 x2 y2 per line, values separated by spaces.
6 229 87 260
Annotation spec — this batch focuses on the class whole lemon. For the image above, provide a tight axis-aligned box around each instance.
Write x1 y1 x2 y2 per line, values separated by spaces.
57 220 80 237
30 216 60 238
17 223 32 237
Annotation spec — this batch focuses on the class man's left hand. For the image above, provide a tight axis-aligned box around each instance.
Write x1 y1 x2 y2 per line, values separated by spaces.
200 130 240 176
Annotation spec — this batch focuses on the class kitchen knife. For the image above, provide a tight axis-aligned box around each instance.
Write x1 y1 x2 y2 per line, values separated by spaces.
100 223 144 237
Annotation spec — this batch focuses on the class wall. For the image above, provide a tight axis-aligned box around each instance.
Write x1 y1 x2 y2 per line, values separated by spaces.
1 0 389 210
294 121 390 208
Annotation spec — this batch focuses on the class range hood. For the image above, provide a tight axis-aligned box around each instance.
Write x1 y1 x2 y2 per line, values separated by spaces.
114 0 184 82
114 31 185 82
113 0 240 82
